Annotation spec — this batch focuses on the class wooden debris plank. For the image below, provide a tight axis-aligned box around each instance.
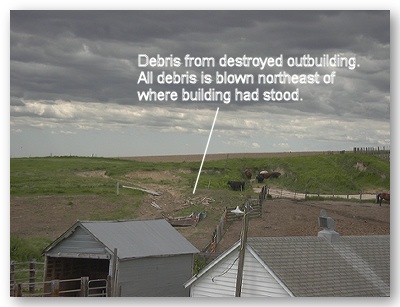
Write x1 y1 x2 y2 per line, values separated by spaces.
121 185 161 196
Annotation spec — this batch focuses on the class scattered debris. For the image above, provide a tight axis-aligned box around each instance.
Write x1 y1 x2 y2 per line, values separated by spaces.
121 185 161 196
184 196 215 206
150 201 162 210
163 212 206 227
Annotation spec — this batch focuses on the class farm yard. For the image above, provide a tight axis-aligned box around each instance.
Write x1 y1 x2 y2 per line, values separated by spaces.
10 151 390 260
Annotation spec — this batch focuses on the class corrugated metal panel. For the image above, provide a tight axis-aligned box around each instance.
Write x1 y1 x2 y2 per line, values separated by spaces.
81 219 199 259
118 254 193 296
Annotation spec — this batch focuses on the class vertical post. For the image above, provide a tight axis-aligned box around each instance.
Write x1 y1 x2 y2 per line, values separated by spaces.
80 276 89 297
235 204 249 297
51 279 60 297
116 182 119 195
10 261 15 296
106 275 112 297
111 248 118 297
29 259 36 294
15 283 22 297
216 223 220 244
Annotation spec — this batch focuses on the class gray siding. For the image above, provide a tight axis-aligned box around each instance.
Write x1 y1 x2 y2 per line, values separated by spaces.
118 254 194 297
46 226 109 258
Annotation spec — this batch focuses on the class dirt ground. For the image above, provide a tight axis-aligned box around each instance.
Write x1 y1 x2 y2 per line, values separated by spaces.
10 174 390 254
215 198 390 252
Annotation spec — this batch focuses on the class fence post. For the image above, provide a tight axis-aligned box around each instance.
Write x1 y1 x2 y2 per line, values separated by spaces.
80 276 89 297
106 275 112 297
112 248 118 297
216 223 221 244
29 259 36 294
51 279 60 297
10 261 15 296
14 283 22 297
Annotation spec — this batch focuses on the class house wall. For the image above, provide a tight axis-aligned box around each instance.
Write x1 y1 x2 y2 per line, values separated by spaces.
118 254 194 297
190 247 291 297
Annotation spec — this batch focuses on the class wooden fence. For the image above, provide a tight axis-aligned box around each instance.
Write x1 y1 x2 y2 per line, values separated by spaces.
202 197 264 253
353 146 390 161
11 276 110 297
10 259 44 296
10 260 110 297
260 186 377 202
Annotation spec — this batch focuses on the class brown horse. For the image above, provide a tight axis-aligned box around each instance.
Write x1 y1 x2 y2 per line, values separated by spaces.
244 169 252 180
376 192 390 206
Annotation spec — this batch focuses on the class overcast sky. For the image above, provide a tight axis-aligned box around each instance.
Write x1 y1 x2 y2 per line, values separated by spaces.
9 9 391 158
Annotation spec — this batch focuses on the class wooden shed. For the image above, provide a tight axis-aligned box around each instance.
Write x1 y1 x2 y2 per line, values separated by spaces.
184 235 390 297
43 219 199 296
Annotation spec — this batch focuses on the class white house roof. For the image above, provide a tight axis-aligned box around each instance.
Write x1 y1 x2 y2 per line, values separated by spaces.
185 235 390 297
44 219 199 260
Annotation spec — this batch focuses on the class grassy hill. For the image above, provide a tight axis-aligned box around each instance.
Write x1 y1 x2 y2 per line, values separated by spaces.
11 152 389 196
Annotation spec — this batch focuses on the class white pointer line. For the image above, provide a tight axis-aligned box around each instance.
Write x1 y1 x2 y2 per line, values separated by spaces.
193 107 219 194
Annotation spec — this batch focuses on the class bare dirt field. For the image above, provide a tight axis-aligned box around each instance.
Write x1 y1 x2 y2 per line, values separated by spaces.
10 168 390 253
215 199 390 252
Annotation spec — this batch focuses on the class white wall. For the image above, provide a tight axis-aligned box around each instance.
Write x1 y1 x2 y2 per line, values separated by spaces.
190 247 291 297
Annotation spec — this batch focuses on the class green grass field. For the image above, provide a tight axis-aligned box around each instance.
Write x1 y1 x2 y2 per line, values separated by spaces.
11 153 389 196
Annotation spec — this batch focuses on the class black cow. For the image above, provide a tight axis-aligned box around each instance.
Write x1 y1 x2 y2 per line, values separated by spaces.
256 173 265 183
270 172 281 178
227 181 245 191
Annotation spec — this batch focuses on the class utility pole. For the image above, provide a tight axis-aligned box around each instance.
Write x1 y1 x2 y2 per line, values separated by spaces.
235 203 250 297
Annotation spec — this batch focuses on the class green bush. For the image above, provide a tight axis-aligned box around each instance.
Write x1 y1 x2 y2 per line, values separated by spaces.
10 236 52 262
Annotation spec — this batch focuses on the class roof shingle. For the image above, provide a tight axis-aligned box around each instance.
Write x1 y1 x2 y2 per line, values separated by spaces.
248 236 390 296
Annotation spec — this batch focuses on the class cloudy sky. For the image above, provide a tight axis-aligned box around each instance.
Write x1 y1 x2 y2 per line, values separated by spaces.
9 9 391 158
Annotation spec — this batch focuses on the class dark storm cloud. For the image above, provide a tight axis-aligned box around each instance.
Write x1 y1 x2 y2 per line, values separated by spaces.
10 10 390 124
11 11 262 43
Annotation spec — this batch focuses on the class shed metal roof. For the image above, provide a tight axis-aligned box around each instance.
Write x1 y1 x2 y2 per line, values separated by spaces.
44 219 199 260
